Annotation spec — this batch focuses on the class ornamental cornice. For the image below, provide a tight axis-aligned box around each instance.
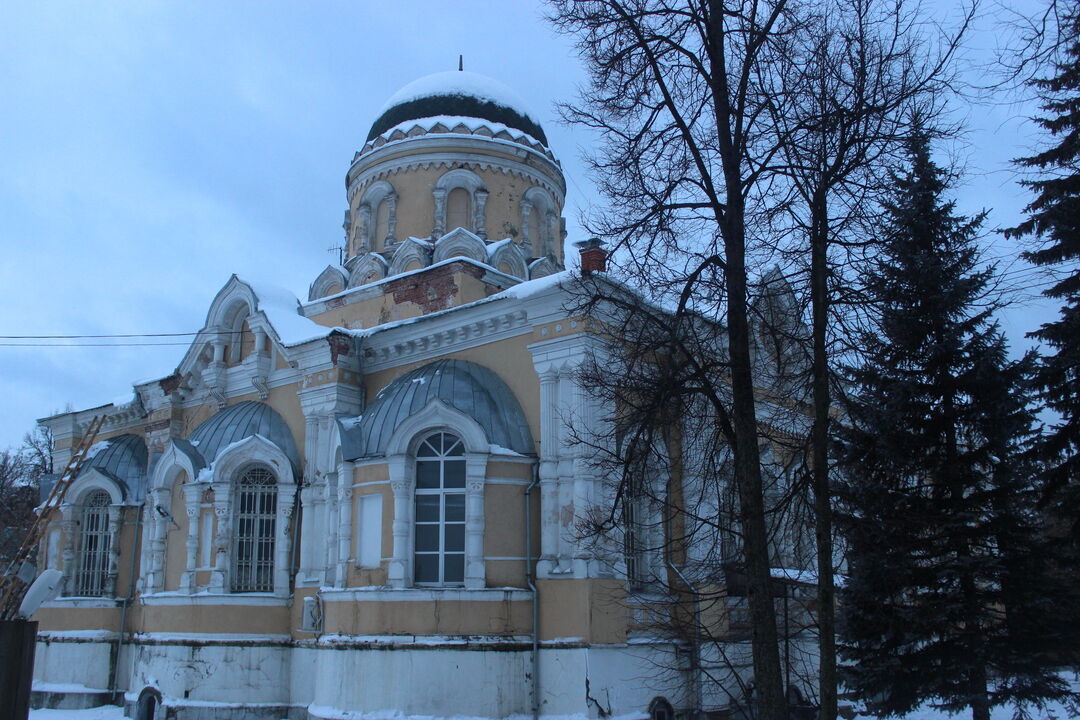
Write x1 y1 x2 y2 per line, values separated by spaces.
72 402 147 437
348 149 565 204
360 308 530 373
357 124 559 167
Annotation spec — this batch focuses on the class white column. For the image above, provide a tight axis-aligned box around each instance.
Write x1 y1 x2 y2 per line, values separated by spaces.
464 454 487 589
474 189 489 239
385 191 398 246
146 493 169 593
335 462 353 589
537 367 560 576
388 456 412 588
324 480 339 587
556 366 576 573
106 506 122 597
358 204 372 252
209 484 231 593
275 488 296 596
520 199 534 258
432 188 447 238
60 506 77 595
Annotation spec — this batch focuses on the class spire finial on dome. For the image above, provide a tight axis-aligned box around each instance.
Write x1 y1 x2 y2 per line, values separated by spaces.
458 55 463 72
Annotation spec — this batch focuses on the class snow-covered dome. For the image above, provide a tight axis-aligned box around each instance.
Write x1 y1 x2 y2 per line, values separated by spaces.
367 70 548 145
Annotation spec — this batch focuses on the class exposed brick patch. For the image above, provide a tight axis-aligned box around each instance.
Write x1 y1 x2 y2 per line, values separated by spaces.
385 261 485 314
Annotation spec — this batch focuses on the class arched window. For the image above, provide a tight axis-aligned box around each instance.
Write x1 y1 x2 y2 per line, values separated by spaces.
527 203 542 254
75 490 112 596
231 465 277 592
446 188 471 232
373 197 391 251
414 432 466 586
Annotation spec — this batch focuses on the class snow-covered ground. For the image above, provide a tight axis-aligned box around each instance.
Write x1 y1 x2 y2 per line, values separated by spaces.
24 677 1080 720
29 708 125 720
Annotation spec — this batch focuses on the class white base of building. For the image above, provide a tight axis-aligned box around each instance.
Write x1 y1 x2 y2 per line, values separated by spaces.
35 635 694 720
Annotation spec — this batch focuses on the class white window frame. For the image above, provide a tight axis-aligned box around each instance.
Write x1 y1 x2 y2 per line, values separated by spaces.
74 490 112 597
230 464 278 593
413 432 467 586
177 434 298 597
59 471 125 600
383 399 489 589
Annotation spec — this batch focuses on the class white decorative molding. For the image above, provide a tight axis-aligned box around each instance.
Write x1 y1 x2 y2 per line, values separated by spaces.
346 252 389 289
348 143 565 205
138 593 290 607
488 239 529 279
433 228 487 265
308 265 348 302
319 588 533 603
361 308 530 373
528 256 560 279
355 180 398 251
382 400 490 589
65 469 129 507
387 237 433 276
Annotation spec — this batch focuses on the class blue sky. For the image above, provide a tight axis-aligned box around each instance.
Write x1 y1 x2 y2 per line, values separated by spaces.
0 1 1058 451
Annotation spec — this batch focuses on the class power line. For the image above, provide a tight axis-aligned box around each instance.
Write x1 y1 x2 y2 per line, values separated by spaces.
0 331 245 339
0 342 195 348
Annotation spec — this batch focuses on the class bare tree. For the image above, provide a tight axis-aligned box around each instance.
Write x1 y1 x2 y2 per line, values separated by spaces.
0 450 34 569
548 2 824 716
761 3 972 717
549 1 972 718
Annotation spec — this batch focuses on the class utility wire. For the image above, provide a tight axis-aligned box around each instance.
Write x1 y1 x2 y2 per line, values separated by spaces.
0 331 245 339
0 342 196 348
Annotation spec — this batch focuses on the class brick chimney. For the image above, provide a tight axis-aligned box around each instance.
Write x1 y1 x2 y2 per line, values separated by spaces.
575 237 607 274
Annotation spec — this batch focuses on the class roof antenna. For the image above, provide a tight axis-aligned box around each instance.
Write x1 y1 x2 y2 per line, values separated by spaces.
458 55 463 71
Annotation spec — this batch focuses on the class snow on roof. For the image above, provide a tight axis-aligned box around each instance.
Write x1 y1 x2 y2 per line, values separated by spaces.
370 115 548 151
238 276 331 346
488 270 571 300
378 70 540 125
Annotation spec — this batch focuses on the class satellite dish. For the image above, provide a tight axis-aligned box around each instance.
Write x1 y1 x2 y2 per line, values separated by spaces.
18 569 64 619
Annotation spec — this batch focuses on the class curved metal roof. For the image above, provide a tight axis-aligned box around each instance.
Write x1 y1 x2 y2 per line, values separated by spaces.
367 71 547 144
188 401 301 476
340 359 534 460
80 434 148 501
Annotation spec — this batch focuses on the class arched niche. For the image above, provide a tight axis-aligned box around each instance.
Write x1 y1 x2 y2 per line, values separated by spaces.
354 180 398 253
433 168 488 239
487 239 528 280
433 228 487 265
528 256 560 280
521 186 558 258
347 253 390 288
388 238 433 277
308 265 349 301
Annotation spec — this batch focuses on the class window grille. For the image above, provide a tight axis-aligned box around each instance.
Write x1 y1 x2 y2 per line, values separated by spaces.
74 490 111 596
414 432 466 586
231 466 277 592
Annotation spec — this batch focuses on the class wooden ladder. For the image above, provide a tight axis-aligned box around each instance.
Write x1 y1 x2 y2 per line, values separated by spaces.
0 415 106 620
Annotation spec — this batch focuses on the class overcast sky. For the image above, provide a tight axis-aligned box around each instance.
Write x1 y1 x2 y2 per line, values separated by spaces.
0 1 1057 451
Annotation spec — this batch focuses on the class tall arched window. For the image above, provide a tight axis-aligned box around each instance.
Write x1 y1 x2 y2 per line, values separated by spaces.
75 490 112 596
445 188 472 232
373 198 391 251
231 465 277 592
414 432 466 586
527 203 542 254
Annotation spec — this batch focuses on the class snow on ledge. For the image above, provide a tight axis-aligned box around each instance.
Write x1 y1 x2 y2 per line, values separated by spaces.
31 682 110 694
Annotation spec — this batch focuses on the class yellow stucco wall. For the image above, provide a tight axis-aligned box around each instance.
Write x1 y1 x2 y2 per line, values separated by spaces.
349 158 562 260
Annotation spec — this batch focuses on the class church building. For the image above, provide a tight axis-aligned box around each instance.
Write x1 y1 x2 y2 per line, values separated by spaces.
29 71 708 720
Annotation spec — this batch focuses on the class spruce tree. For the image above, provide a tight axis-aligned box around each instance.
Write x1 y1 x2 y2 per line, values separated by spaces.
838 135 1079 720
1007 6 1080 534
